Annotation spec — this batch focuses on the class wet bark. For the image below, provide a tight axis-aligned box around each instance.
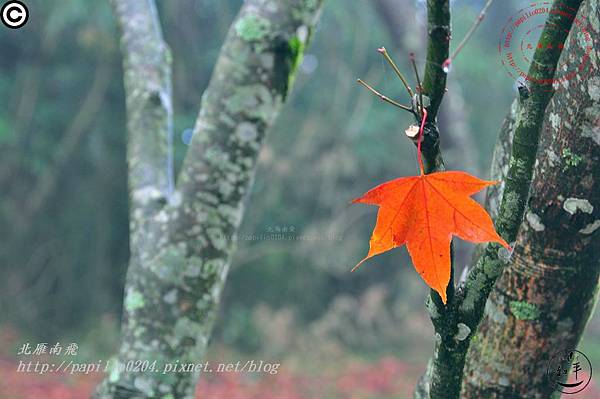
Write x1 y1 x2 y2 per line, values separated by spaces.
462 0 600 396
421 0 450 120
95 0 323 398
411 1 461 397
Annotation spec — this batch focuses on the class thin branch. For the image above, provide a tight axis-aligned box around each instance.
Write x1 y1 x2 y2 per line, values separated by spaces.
410 53 424 117
446 0 494 66
408 6 455 392
356 78 414 112
377 46 415 98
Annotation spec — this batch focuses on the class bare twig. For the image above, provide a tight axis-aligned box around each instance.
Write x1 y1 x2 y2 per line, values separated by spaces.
97 1 325 397
356 78 414 112
377 47 415 98
446 0 494 67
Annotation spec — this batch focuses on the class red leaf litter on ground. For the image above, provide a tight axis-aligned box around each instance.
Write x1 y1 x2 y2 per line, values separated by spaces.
0 358 98 399
0 356 419 399
336 357 418 397
0 356 598 398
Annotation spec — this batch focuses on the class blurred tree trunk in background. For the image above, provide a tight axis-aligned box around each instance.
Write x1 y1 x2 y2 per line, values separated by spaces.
95 0 323 398
461 1 600 396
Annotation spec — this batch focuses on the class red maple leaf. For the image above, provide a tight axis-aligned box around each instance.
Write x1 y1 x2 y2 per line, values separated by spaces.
353 110 510 303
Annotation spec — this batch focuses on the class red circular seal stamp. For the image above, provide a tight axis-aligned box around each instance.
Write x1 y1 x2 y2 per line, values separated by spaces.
498 2 593 91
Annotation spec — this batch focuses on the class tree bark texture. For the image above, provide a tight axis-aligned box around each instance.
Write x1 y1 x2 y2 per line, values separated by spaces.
96 0 323 398
484 101 517 221
459 0 585 332
422 0 450 120
462 0 600 396
415 0 585 397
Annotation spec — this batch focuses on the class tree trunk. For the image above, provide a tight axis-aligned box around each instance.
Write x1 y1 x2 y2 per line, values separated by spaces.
414 0 585 397
461 1 600 396
95 0 323 398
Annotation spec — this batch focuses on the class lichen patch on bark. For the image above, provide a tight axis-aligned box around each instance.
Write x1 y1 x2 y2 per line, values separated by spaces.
525 211 545 231
563 197 594 214
579 219 600 234
235 14 271 41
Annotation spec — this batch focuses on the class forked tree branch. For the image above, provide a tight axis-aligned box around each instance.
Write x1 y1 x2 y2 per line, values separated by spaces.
409 2 459 396
415 0 584 397
462 1 598 395
110 0 174 252
97 0 324 397
458 0 584 331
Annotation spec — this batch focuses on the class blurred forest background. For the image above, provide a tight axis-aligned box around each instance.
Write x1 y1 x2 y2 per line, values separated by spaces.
0 0 598 397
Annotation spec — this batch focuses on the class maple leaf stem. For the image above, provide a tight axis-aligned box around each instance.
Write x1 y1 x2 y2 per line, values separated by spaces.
417 109 428 175
356 79 414 113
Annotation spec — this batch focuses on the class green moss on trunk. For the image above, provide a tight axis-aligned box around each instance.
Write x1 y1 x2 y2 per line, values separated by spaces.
96 1 324 398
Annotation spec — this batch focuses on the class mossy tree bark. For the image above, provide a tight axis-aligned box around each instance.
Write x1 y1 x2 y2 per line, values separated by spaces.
95 0 323 398
421 0 450 120
461 1 600 397
414 0 586 398
408 1 464 397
